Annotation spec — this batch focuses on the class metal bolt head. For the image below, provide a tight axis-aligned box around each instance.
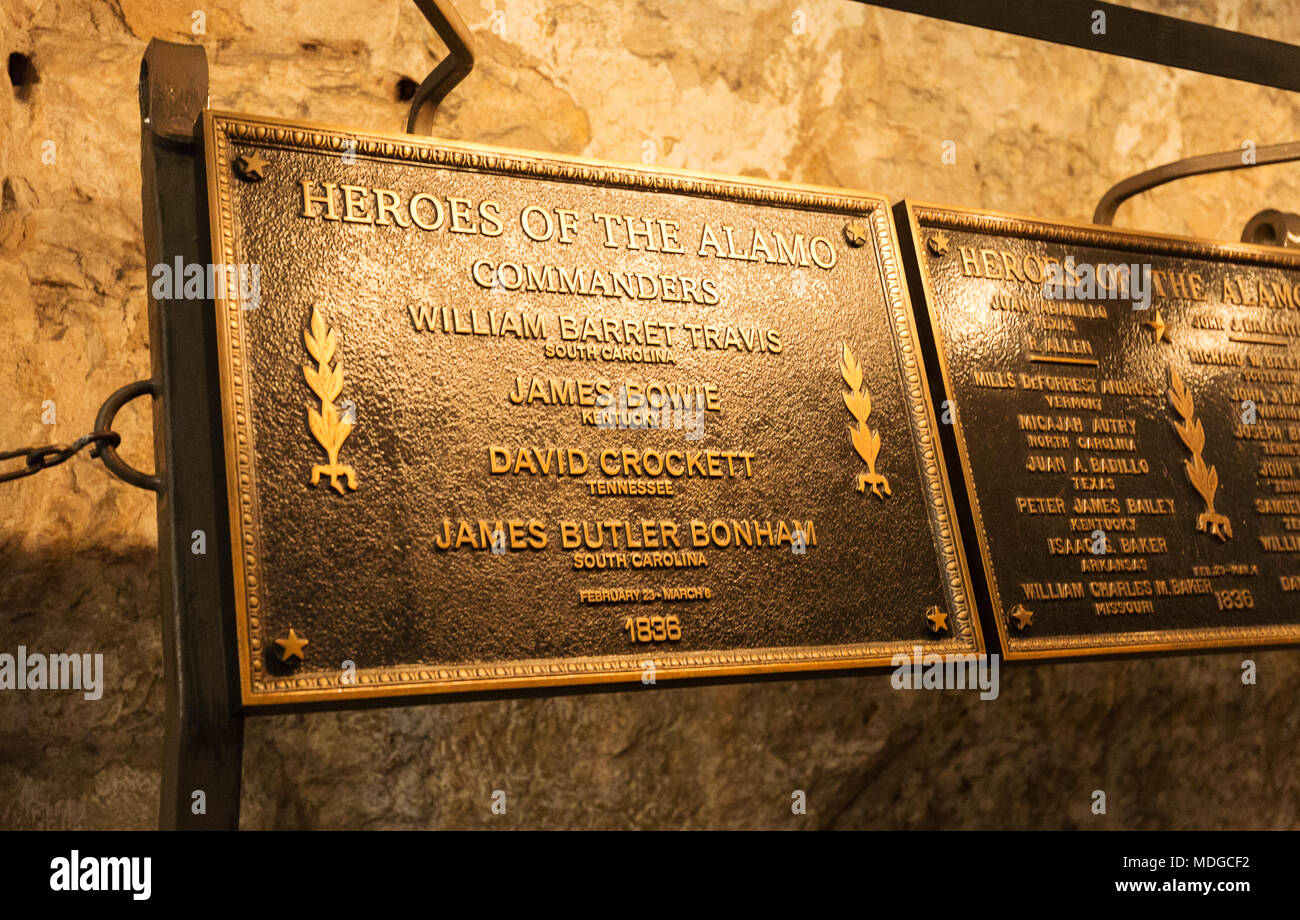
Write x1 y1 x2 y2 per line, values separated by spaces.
843 221 868 247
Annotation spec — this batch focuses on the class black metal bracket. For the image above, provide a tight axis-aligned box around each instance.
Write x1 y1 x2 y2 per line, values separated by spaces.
93 380 161 491
1240 208 1300 248
1091 142 1300 226
407 0 476 135
140 38 244 831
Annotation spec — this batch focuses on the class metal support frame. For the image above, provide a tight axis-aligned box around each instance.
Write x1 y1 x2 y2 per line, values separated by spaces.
140 39 244 830
407 0 476 134
1092 142 1300 227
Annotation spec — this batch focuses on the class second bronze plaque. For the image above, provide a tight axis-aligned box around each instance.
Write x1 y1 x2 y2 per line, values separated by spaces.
899 201 1300 659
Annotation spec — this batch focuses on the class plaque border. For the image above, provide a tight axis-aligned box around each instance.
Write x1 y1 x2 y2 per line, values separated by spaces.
901 199 1300 661
204 110 982 705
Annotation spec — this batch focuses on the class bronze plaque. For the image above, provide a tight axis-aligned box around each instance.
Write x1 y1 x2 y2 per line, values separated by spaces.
204 111 979 706
899 201 1300 659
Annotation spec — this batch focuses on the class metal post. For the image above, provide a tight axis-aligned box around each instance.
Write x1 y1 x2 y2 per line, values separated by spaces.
139 39 244 830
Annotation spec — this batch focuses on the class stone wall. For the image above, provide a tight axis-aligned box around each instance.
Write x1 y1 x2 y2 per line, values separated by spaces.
2 0 1297 829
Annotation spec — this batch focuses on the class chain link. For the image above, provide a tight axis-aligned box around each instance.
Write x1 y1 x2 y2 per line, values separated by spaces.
0 431 122 484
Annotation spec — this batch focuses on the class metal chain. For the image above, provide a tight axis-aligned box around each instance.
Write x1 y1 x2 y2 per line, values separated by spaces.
0 431 122 484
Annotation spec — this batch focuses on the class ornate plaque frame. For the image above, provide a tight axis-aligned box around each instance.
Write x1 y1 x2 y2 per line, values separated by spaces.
206 112 980 705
